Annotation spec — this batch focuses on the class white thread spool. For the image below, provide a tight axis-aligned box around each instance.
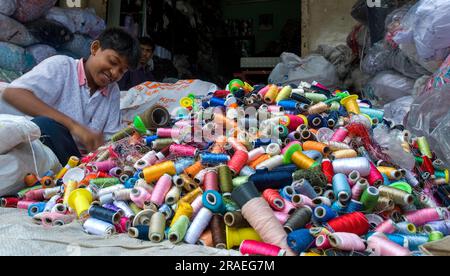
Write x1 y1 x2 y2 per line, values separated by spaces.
97 185 125 197
266 143 281 156
184 208 213 244
113 200 135 218
255 155 284 171
83 218 116 236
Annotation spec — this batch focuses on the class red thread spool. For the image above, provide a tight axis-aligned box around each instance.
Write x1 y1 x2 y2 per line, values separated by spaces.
92 160 117 173
322 159 334 184
327 212 369 236
240 240 285 256
262 189 285 211
228 150 249 175
24 173 40 187
421 156 435 175
1 197 19 208
214 90 230 98
368 162 384 186
347 123 372 147
24 189 45 202
170 144 197 157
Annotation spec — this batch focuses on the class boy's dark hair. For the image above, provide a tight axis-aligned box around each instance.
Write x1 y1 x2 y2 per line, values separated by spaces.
97 28 141 69
139 37 156 51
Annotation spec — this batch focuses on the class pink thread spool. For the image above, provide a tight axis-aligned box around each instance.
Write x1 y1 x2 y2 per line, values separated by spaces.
115 217 131 233
281 141 302 154
150 174 172 206
130 187 152 209
315 234 332 250
330 127 349 142
352 179 368 201
368 162 384 186
135 151 157 170
157 128 181 138
191 196 204 219
291 194 314 208
204 170 219 191
17 200 37 210
374 219 396 234
404 208 442 226
228 150 249 175
109 167 123 178
268 105 283 113
280 199 296 215
41 212 75 227
169 144 197 157
240 240 286 256
25 189 45 202
228 137 248 152
367 233 411 256
92 159 117 173
285 115 305 131
273 211 289 224
257 85 271 99
328 232 366 252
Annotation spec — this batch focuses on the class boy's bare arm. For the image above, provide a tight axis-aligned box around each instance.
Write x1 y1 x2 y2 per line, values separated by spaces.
2 88 104 151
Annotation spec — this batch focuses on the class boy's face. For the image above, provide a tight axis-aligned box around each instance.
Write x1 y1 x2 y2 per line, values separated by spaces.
88 41 129 88
140 44 154 66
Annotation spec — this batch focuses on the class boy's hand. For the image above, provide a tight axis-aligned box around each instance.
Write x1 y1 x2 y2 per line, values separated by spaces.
70 123 105 152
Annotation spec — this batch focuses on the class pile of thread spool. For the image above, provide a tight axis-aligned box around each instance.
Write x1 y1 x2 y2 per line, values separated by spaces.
1 79 450 256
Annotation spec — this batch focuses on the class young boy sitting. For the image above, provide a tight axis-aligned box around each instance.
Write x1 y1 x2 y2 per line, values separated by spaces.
2 28 140 165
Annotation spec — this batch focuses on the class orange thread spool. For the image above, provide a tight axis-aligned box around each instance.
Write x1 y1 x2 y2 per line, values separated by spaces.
184 161 205 178
40 176 55 188
180 187 203 204
199 229 214 247
249 154 271 169
143 161 176 183
24 173 40 187
303 141 331 155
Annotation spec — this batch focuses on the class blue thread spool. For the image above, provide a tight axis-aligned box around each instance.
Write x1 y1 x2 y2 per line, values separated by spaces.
252 139 272 148
280 186 295 201
159 204 174 220
287 228 315 254
307 114 324 129
133 170 143 180
313 204 338 223
129 225 150 241
303 150 323 163
272 164 298 173
331 200 347 214
202 190 226 214
360 99 373 108
249 171 293 191
292 179 317 199
28 202 46 217
332 173 352 203
338 105 348 117
326 111 340 128
144 135 158 146
223 197 240 212
404 234 430 251
278 100 299 111
233 88 246 99
382 173 391 185
124 178 137 189
360 107 384 124
200 153 230 165
209 97 226 107
175 158 195 174
345 200 363 213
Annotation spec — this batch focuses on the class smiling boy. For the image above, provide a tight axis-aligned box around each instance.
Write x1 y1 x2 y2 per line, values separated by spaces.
2 28 140 164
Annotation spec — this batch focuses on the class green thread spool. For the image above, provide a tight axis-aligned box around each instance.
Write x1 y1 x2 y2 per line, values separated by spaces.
218 165 233 194
324 96 342 105
429 231 444 242
417 137 432 158
275 86 292 103
415 156 424 165
130 203 142 215
434 169 449 184
223 197 240 212
360 107 384 124
292 167 328 188
305 93 328 103
168 215 190 244
232 176 250 188
274 124 289 139
329 101 341 111
361 186 379 212
112 126 136 142
389 182 412 194
89 178 121 188
152 138 174 151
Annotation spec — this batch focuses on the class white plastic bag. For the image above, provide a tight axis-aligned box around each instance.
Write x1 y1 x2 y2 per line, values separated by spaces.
0 139 61 196
363 71 415 105
0 114 40 155
383 96 414 126
120 80 217 125
0 82 26 116
268 52 339 88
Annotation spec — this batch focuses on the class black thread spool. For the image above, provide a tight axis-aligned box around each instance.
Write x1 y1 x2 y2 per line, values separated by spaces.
284 207 312 233
89 205 122 224
223 211 251 228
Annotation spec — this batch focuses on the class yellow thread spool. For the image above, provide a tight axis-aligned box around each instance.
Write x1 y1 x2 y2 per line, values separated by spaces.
275 86 292 103
331 149 358 159
291 151 316 169
68 189 93 218
171 200 194 227
264 85 279 104
180 187 203 204
63 180 79 205
143 161 176 183
340 95 361 114
226 226 262 249
377 166 402 180
56 156 80 179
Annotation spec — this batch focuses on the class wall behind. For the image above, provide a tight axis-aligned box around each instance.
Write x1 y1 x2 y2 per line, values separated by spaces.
221 0 301 54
